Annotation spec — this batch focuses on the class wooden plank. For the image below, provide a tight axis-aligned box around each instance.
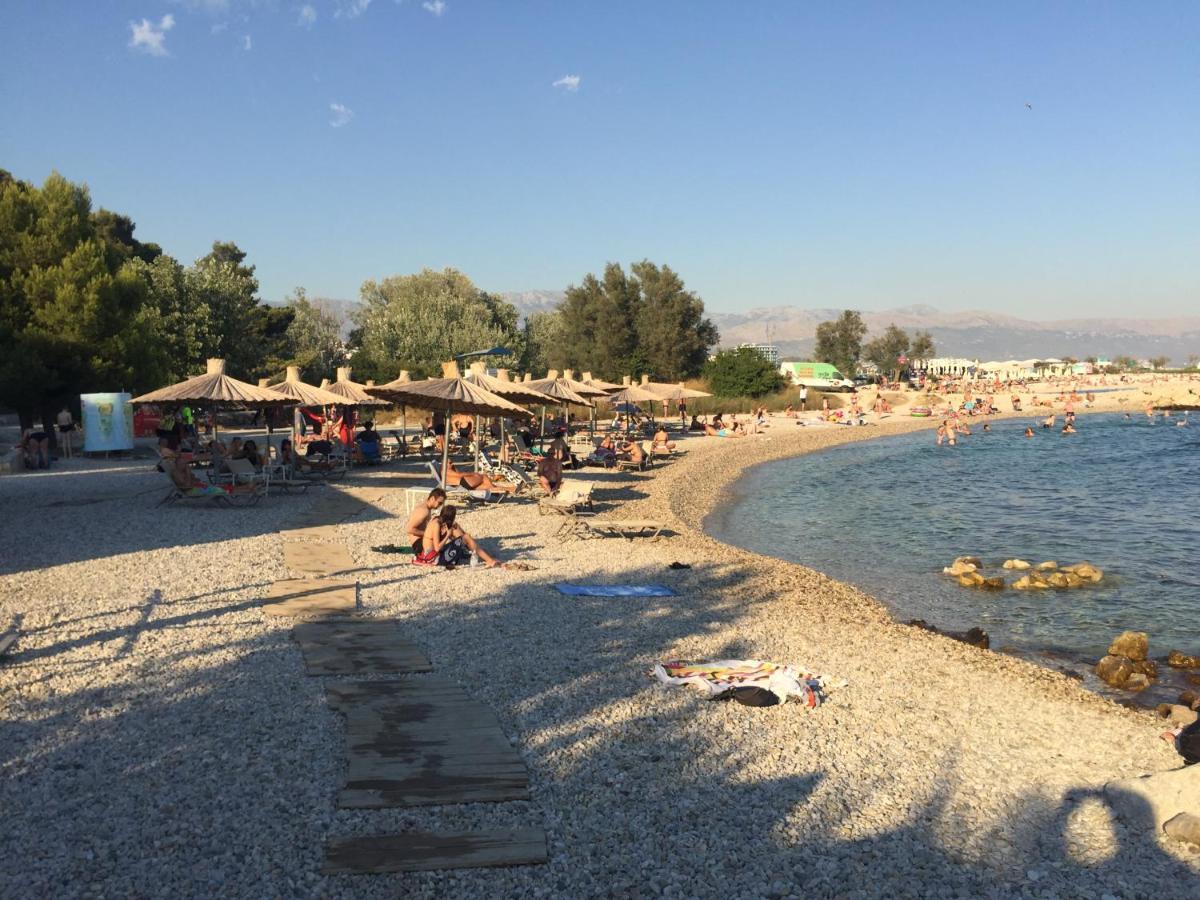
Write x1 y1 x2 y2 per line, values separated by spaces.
0 628 18 659
282 541 355 576
291 620 432 676
327 678 530 808
323 828 547 874
262 579 358 617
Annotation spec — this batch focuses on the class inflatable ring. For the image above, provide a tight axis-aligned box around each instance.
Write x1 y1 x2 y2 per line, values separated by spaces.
910 407 932 417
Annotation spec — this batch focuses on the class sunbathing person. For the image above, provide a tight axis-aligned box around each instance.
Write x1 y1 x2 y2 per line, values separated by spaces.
405 487 446 554
538 449 564 494
444 461 515 493
160 442 251 497
703 422 743 438
414 505 498 568
237 439 266 468
651 428 676 453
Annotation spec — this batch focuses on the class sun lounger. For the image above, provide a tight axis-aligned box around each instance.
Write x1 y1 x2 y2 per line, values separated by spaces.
573 519 667 541
479 450 546 497
426 462 498 504
538 480 596 521
158 465 263 508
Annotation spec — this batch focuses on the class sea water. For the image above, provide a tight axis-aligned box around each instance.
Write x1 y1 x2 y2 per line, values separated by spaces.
709 412 1199 696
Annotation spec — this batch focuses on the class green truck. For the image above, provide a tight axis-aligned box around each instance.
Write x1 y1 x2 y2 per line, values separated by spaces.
778 361 855 392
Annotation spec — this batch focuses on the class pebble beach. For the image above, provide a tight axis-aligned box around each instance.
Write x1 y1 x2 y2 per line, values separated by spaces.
2 388 1199 898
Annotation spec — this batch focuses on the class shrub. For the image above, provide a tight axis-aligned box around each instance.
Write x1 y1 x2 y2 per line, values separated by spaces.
702 348 787 398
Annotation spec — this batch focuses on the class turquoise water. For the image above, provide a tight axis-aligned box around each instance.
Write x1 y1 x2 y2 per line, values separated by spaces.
710 413 1199 691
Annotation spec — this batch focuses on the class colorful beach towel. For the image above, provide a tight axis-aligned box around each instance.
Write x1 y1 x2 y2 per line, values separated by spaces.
650 659 843 708
556 584 675 598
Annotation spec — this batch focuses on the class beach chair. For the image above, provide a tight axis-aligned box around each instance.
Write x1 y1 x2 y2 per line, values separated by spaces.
573 519 668 541
479 450 544 497
157 465 263 508
538 480 596 526
425 461 499 504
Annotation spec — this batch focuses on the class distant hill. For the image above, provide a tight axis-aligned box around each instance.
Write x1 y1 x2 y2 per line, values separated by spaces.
330 291 1200 365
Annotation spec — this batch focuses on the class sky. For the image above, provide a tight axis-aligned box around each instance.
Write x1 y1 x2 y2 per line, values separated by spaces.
2 1 1198 318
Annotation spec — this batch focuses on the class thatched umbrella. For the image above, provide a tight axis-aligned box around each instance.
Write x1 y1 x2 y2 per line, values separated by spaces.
324 366 389 408
266 366 347 448
581 371 623 393
636 375 711 421
463 363 553 468
524 370 594 447
131 358 295 440
368 362 531 482
604 383 661 427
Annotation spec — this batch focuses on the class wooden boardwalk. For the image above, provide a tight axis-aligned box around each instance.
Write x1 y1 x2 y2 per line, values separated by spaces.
292 620 432 675
324 828 547 874
326 678 532 808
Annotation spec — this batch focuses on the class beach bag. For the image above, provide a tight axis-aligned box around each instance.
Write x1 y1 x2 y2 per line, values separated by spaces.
438 537 470 568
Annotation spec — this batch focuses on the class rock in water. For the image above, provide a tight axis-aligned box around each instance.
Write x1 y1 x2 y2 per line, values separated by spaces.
1063 562 1103 582
962 627 990 649
980 576 1006 591
954 556 983 569
1167 649 1200 669
944 560 978 576
1046 572 1071 588
1155 704 1200 726
1003 559 1031 570
1036 561 1058 571
1096 655 1135 688
1108 631 1149 661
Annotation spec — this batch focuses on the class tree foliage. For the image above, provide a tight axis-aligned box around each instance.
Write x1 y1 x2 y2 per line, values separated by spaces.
814 310 868 375
351 268 523 380
909 329 935 362
519 310 564 376
703 347 787 398
554 261 717 380
282 288 346 382
862 324 911 380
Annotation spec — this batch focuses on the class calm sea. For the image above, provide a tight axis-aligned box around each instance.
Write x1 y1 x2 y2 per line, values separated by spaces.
709 412 1199 698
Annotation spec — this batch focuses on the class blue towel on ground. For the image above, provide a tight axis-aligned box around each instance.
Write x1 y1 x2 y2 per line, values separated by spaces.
555 584 675 598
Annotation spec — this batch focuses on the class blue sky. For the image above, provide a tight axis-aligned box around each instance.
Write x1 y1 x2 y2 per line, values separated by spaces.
2 1 1197 318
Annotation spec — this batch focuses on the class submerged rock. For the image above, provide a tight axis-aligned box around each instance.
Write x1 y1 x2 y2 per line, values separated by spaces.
1036 561 1058 571
1013 573 1050 590
1002 559 1031 570
1063 562 1103 582
954 556 983 569
980 576 1006 591
1108 631 1149 661
905 620 990 650
944 560 978 576
1168 649 1200 669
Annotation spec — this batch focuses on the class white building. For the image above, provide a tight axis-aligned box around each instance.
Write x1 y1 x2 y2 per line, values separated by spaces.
738 342 780 366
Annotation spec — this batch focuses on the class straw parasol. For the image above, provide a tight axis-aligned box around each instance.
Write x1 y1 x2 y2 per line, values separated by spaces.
131 358 296 440
524 369 595 446
637 374 711 401
132 359 294 408
462 364 554 468
368 362 532 482
580 371 623 393
559 369 610 399
324 366 389 408
267 366 347 407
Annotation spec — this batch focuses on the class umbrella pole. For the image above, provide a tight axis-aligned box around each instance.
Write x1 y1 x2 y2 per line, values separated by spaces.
441 403 451 486
539 406 546 450
401 405 407 458
473 414 480 471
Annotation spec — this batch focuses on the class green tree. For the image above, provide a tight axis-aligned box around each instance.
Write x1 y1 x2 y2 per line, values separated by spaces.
519 309 564 375
187 240 264 377
556 261 717 380
1149 355 1170 371
703 347 787 398
1110 355 1137 372
862 324 911 380
813 310 867 375
282 288 346 382
352 268 522 379
0 171 172 429
631 260 718 380
125 253 211 381
909 329 935 363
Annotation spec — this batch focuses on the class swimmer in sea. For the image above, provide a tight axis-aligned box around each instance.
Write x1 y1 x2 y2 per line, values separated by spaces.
982 423 991 432
1024 427 1034 438
1062 423 1076 434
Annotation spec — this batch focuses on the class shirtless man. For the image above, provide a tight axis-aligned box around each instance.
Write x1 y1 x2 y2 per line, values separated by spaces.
405 488 447 554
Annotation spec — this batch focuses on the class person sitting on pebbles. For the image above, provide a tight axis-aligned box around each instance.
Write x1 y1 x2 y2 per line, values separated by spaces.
651 427 676 454
405 487 446 554
414 505 499 569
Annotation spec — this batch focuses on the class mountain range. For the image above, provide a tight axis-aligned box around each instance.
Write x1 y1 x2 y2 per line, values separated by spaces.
313 291 1200 364
499 294 1200 363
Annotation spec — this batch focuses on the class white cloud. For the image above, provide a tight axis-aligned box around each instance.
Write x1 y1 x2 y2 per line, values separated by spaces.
334 0 372 17
552 74 581 92
211 21 228 34
242 34 252 50
329 102 354 127
129 14 175 57
422 1 446 16
297 4 316 27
